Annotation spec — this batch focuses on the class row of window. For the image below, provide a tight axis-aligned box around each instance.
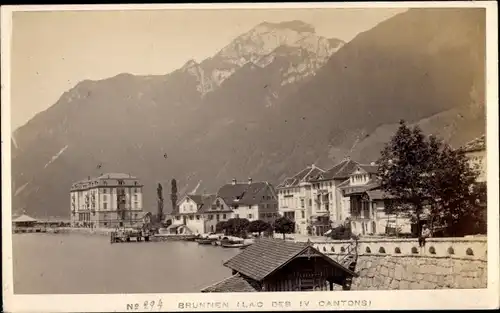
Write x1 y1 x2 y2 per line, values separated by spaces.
174 212 280 221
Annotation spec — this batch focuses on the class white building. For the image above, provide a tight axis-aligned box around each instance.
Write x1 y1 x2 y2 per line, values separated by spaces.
462 134 486 183
170 178 279 234
338 164 411 236
309 158 361 234
70 173 143 228
277 164 325 235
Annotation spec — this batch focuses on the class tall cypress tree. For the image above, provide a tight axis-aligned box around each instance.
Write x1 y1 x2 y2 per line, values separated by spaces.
171 178 178 213
157 183 164 223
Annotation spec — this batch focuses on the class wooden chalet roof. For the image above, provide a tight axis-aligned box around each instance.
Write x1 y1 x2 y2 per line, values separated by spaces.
223 238 356 282
201 273 261 293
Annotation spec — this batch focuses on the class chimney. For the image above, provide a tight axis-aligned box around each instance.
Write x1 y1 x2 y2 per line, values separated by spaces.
87 176 91 180
232 178 237 185
344 156 351 162
370 162 376 166
248 178 253 184
311 164 316 169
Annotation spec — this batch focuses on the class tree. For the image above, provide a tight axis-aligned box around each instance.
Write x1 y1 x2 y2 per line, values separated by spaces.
427 145 484 236
273 216 295 240
157 183 164 223
170 179 178 214
224 218 250 238
378 120 439 237
247 220 270 237
215 221 228 234
378 120 483 237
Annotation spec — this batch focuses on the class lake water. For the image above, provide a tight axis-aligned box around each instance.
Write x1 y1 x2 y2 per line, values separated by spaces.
12 233 240 294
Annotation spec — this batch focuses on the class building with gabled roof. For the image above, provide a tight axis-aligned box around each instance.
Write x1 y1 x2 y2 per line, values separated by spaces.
308 158 362 235
276 164 325 235
216 178 279 225
201 238 357 292
170 178 278 234
338 163 408 236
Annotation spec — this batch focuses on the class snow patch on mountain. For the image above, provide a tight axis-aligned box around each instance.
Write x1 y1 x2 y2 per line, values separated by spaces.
14 182 30 197
44 145 69 169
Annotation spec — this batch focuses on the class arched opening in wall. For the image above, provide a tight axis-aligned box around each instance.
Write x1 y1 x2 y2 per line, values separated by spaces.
348 262 357 271
411 247 418 254
323 246 327 252
466 248 474 256
429 246 436 254
331 246 335 253
341 247 346 253
447 247 455 255
394 247 401 254
365 247 371 253
378 247 386 253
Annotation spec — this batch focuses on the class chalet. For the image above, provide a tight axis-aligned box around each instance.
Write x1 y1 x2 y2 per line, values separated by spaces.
277 164 325 235
171 194 218 234
338 163 409 236
201 238 357 292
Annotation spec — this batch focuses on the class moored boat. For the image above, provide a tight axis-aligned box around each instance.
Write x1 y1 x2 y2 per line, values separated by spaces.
196 237 217 245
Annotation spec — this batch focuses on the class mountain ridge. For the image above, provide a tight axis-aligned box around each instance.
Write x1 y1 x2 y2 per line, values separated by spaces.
10 9 486 218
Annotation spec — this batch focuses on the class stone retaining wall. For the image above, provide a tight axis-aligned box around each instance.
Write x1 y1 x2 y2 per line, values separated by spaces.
307 237 488 290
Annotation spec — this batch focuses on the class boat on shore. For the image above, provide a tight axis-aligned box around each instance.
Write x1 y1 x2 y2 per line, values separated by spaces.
197 233 222 245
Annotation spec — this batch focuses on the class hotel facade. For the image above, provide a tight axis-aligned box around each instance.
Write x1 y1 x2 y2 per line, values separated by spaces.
70 173 144 228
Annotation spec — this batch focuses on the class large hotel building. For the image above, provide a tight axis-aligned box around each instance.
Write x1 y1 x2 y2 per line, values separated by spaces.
70 173 144 228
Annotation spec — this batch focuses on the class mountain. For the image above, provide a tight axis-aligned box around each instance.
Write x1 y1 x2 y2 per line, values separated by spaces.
10 8 486 218
10 20 344 217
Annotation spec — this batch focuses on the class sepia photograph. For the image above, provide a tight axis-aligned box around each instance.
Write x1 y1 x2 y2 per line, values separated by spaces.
1 2 499 312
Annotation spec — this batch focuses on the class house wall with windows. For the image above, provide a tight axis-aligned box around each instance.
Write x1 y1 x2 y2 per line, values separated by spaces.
70 173 144 228
277 165 324 235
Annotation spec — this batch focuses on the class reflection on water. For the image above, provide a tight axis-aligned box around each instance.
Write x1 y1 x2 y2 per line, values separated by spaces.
12 233 240 294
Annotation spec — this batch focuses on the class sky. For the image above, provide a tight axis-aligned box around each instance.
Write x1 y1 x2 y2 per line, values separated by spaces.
10 7 406 131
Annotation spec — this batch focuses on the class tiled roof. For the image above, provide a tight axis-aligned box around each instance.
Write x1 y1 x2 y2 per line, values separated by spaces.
317 159 360 180
217 182 275 206
223 238 310 281
366 189 395 200
96 173 137 180
358 164 378 174
186 194 204 205
277 165 325 188
462 134 486 153
342 178 381 195
337 179 350 188
198 195 223 213
12 214 37 223
201 274 260 293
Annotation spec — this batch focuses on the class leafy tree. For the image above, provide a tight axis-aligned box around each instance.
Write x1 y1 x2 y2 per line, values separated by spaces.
427 145 485 236
378 120 483 237
378 120 441 236
224 218 250 238
273 216 295 240
215 221 228 234
247 220 270 237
